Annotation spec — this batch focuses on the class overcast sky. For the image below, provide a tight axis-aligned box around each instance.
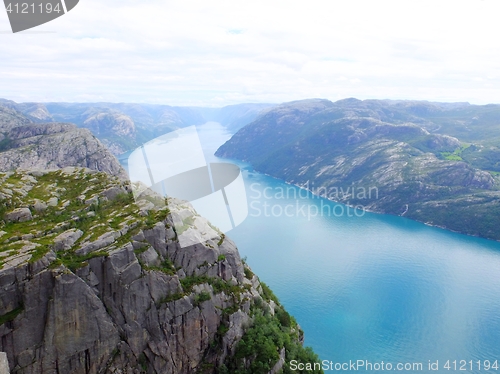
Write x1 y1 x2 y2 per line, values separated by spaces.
1 0 499 106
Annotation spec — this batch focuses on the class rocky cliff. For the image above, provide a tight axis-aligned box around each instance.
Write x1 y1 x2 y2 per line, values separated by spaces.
0 168 321 373
0 106 127 179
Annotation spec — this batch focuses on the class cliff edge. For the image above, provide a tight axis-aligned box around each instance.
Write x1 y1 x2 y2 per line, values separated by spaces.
0 168 321 373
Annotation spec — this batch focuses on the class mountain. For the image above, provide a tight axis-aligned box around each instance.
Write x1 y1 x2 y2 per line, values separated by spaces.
216 98 500 241
41 102 205 155
197 103 275 133
0 168 321 374
2 101 276 156
0 105 126 179
0 99 53 122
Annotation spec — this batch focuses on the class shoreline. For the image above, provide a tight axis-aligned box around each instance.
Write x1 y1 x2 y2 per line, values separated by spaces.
245 165 500 244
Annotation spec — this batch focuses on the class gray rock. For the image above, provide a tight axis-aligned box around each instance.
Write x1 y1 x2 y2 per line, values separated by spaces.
223 310 250 355
131 230 145 242
76 231 120 255
31 201 47 212
47 197 58 207
85 195 99 205
137 247 160 267
101 186 126 201
53 229 83 251
0 352 9 374
41 272 121 373
269 347 286 374
4 208 32 223
143 223 166 256
30 251 57 275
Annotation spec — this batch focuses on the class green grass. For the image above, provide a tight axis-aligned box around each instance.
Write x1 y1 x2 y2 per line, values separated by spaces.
0 305 23 325
143 258 176 276
154 208 170 222
178 275 247 298
442 153 463 161
180 275 211 293
217 233 225 246
59 250 109 272
0 167 169 270
194 291 211 306
28 244 51 263
244 267 254 280
439 144 471 162
260 281 279 304
157 292 185 305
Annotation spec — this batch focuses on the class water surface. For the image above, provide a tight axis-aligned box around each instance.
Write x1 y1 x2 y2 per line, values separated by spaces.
124 122 500 372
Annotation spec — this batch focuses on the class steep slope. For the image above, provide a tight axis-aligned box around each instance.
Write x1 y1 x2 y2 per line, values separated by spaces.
216 99 500 241
0 106 126 179
0 169 321 374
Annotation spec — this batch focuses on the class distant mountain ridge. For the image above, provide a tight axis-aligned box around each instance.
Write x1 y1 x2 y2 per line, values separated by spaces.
1 99 275 156
216 98 500 241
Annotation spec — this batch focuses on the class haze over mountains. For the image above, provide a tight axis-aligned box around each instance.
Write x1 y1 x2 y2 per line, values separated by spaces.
216 98 500 241
0 99 274 155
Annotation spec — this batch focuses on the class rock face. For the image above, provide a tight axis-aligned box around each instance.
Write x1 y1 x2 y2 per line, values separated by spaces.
83 112 136 138
216 98 500 241
0 105 127 179
0 169 317 373
81 111 137 155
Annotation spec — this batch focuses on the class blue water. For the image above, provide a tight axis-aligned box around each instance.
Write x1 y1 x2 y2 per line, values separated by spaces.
123 123 500 373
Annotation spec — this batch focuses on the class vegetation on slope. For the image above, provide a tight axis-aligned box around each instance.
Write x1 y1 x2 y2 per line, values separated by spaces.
216 99 500 241
0 168 321 373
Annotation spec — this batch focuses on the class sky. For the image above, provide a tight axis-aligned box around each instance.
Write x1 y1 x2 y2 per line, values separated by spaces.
1 0 500 106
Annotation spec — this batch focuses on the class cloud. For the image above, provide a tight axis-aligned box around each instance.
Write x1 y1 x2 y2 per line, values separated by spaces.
0 0 499 105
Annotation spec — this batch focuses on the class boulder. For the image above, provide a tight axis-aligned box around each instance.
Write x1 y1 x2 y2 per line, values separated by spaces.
4 208 32 222
32 201 47 212
101 186 125 201
53 229 84 251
